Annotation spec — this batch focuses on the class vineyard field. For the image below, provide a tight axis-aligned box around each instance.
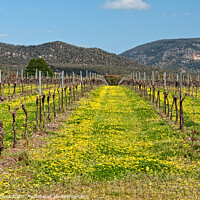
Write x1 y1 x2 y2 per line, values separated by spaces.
0 85 199 199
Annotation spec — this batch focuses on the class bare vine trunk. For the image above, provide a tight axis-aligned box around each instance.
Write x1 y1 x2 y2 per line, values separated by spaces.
0 120 4 156
8 102 23 148
42 94 46 128
36 97 39 131
22 103 28 139
47 91 51 121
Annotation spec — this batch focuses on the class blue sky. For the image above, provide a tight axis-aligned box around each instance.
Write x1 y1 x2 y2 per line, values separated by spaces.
0 0 199 54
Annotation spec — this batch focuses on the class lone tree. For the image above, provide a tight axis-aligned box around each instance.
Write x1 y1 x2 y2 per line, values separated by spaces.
25 58 54 77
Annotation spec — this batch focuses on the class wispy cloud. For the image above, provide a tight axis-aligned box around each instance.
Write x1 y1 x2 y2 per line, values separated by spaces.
102 0 150 11
0 34 9 37
184 12 191 16
46 30 53 33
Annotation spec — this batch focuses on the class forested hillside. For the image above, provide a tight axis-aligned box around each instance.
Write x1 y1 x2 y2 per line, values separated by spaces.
0 41 146 74
121 38 200 71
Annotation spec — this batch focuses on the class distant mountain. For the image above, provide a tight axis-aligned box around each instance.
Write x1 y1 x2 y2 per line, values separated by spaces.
120 38 200 72
0 41 146 74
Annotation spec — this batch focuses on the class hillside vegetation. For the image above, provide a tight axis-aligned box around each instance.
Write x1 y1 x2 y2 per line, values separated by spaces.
0 41 147 75
121 38 200 72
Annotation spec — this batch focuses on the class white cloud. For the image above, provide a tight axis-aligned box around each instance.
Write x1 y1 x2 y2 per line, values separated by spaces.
102 0 150 11
0 34 9 37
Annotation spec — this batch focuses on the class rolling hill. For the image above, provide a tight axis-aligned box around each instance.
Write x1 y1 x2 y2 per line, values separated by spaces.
121 38 200 72
0 41 147 75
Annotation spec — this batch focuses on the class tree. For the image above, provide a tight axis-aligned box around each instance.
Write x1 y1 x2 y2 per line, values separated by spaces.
25 58 54 77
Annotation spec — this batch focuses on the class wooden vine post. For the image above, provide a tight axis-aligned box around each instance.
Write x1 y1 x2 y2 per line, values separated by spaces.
42 94 46 128
61 71 64 109
150 71 154 101
80 71 84 97
143 72 146 96
0 120 4 156
21 70 24 95
163 72 168 115
180 73 183 129
39 71 42 124
85 70 88 92
89 72 92 89
72 72 76 102
36 97 39 131
35 69 38 91
8 101 23 148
